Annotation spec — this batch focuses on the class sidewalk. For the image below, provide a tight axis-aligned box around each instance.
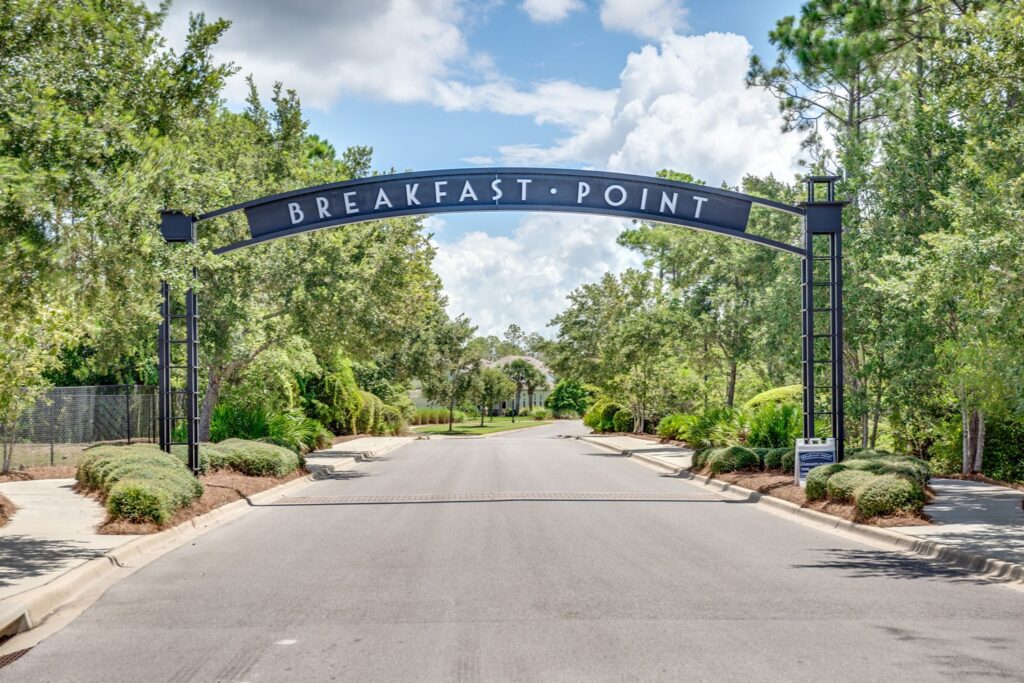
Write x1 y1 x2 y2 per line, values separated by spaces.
891 479 1024 565
576 433 693 469
0 480 136 601
577 433 1024 580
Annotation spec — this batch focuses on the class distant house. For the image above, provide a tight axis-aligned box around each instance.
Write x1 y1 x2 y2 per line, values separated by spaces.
483 355 555 413
409 355 555 413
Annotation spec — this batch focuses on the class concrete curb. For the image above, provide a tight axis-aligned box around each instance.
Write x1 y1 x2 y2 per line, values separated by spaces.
0 439 408 640
575 435 1024 586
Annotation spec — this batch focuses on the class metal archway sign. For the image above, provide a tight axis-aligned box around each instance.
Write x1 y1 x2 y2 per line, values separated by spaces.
157 168 845 474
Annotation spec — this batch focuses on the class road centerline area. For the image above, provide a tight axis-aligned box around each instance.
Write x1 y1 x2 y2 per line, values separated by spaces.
6 422 1024 682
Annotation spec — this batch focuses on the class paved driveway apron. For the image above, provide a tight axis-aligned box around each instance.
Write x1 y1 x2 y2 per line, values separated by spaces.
5 422 1024 682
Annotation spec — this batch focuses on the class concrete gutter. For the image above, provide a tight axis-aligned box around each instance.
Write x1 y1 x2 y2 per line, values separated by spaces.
0 438 408 646
575 435 1024 587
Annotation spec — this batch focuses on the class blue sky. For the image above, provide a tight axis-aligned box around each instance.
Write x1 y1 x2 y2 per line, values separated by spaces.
160 0 806 336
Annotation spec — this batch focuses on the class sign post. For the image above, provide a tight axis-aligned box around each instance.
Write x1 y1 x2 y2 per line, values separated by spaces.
795 437 836 487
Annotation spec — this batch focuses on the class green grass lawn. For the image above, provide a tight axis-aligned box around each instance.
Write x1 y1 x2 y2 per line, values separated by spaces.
411 416 552 436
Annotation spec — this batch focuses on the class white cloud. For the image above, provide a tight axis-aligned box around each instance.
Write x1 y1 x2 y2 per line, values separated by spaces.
599 0 688 39
462 155 497 165
521 0 584 23
433 213 642 335
495 32 802 186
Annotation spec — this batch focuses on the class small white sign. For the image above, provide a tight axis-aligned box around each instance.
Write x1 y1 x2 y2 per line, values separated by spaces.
795 438 836 487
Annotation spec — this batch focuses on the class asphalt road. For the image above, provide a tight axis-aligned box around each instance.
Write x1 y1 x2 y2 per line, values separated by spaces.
5 422 1024 682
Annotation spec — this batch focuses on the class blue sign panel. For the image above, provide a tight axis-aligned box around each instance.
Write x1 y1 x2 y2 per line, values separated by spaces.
798 450 836 483
202 168 812 254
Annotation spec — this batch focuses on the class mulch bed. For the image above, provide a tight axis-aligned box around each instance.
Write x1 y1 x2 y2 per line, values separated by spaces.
0 465 78 482
96 468 306 535
0 493 15 528
703 469 931 527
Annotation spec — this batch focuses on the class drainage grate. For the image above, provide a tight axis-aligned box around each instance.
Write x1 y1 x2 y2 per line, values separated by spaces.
276 491 722 505
0 648 31 669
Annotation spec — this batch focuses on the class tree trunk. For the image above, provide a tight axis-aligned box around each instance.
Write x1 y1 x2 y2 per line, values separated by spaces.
1 422 14 476
479 405 484 427
198 366 223 442
962 404 985 474
527 389 534 410
725 361 737 408
869 382 883 450
448 398 455 433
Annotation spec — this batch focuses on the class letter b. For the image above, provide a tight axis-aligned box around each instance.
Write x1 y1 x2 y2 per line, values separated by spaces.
288 202 304 225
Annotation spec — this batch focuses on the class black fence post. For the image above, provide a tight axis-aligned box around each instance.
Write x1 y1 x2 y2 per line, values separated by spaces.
49 393 56 466
125 386 132 445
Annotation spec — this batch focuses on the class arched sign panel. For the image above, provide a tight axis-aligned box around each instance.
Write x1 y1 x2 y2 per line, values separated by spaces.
158 170 845 476
199 168 804 255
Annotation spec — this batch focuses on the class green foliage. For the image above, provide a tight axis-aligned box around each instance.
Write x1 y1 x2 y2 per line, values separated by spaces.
780 449 795 475
530 407 552 420
762 447 787 471
199 439 301 477
679 407 743 448
843 455 931 488
744 385 802 411
748 403 801 448
855 474 925 518
657 413 687 440
612 408 634 433
826 470 877 504
706 446 760 474
303 358 361 435
354 390 384 435
211 404 329 454
690 447 713 470
975 415 1024 483
545 379 593 417
77 445 202 524
805 463 846 502
380 405 407 435
583 399 622 433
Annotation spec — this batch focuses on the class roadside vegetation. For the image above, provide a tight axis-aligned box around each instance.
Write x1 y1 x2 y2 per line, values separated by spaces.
76 440 305 529
544 2 1024 486
412 416 552 437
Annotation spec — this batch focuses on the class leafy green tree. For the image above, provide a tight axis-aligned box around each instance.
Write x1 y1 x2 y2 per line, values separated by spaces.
545 379 593 416
502 359 533 414
469 368 515 426
523 363 548 410
421 315 482 432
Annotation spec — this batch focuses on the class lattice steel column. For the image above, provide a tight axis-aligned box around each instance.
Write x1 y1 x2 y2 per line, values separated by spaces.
800 177 847 461
158 211 201 474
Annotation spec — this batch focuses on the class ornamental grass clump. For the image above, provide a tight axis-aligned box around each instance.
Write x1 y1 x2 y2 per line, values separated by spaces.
77 445 202 524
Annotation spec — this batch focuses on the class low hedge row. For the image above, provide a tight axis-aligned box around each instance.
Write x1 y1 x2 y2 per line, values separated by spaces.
172 439 303 477
693 445 795 474
77 445 203 524
804 455 929 518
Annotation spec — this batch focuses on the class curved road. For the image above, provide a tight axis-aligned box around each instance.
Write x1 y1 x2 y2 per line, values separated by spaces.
5 422 1024 681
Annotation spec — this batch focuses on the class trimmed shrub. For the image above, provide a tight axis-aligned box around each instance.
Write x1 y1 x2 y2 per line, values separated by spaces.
530 407 552 420
206 439 301 477
680 407 742 448
77 445 202 524
583 399 621 433
612 408 634 433
706 446 760 474
763 447 788 471
749 447 772 469
826 469 877 503
855 474 925 518
657 413 687 441
805 463 846 501
744 384 802 411
843 455 931 487
780 449 795 475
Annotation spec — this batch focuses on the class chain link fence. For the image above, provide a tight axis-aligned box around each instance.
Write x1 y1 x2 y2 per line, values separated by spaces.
1 385 158 470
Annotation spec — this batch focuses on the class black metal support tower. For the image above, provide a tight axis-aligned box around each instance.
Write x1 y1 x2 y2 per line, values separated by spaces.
157 211 201 475
800 176 846 461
